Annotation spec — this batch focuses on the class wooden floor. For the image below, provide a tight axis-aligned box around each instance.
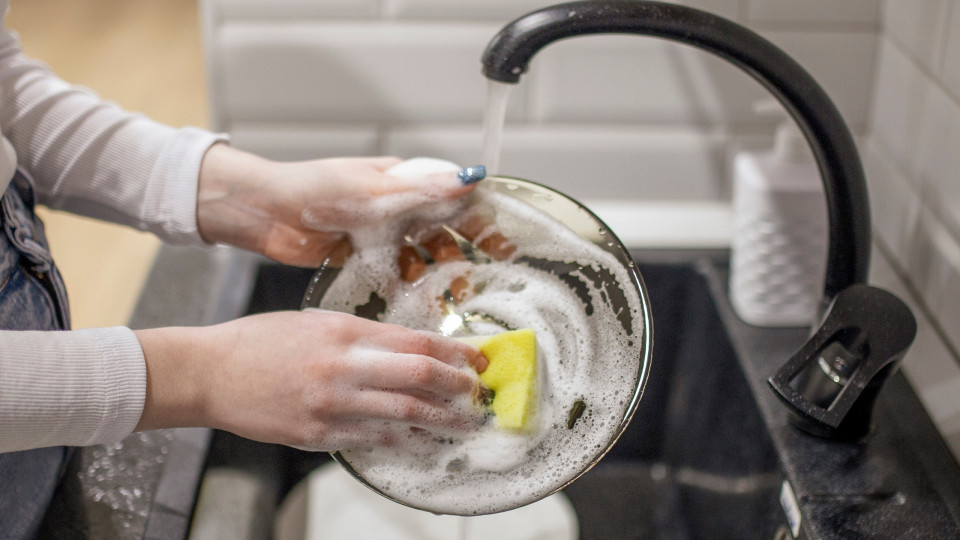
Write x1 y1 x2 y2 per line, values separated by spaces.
6 0 209 328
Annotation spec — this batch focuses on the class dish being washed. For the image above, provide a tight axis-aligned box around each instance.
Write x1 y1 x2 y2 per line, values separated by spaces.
301 175 652 516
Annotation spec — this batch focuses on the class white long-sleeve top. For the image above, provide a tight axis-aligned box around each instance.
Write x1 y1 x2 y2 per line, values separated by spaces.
0 2 226 452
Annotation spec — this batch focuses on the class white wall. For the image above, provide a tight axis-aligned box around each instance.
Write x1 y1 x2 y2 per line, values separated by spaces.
199 0 960 459
866 0 960 458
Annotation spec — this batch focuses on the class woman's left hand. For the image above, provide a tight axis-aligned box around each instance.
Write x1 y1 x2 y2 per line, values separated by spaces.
196 144 479 267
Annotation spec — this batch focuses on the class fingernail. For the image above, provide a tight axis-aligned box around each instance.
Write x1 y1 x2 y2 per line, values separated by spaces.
457 165 486 185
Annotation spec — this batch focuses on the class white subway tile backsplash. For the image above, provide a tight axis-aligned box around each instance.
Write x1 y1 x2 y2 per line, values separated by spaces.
383 126 480 168
748 0 880 26
667 0 743 21
883 0 950 73
868 39 928 178
916 84 960 239
528 36 767 126
931 240 960 359
759 30 877 131
217 22 507 123
863 137 921 266
871 253 960 446
228 123 380 161
904 212 960 356
944 1 960 100
386 0 742 24
205 0 378 19
385 125 728 201
496 127 728 201
871 252 957 388
870 250 960 457
527 30 875 129
382 0 548 21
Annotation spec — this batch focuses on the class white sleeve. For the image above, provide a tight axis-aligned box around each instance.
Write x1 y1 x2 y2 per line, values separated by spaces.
0 327 146 452
0 23 228 245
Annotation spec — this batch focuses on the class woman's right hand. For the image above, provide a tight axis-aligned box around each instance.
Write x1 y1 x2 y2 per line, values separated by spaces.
133 309 488 451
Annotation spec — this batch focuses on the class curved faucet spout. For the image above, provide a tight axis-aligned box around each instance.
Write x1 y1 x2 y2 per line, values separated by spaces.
481 0 870 303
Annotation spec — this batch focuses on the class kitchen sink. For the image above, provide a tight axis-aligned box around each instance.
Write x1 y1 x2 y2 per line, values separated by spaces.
42 244 959 539
563 261 785 539
195 254 789 539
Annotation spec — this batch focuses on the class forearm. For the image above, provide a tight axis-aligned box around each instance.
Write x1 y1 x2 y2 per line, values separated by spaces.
133 326 210 432
0 25 226 243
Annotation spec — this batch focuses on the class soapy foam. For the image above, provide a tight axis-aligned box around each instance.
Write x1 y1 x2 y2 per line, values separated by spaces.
317 186 645 515
299 158 465 235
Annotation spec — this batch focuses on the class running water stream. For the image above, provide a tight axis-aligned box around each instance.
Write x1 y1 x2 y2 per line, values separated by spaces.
481 80 513 176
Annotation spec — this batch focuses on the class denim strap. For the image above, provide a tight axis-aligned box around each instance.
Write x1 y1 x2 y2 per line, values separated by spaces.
0 168 72 540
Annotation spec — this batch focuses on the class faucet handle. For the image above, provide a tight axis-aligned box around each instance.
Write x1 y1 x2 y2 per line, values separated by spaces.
768 284 917 440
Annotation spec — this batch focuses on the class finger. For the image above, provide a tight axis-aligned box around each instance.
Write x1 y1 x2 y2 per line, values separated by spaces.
474 352 489 374
381 328 487 372
456 214 516 261
355 352 478 397
352 390 481 431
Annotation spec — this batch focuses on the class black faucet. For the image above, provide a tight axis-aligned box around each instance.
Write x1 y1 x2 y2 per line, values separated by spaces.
481 1 917 440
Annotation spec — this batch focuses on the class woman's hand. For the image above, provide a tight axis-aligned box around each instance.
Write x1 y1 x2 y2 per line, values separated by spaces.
196 144 479 267
134 310 488 450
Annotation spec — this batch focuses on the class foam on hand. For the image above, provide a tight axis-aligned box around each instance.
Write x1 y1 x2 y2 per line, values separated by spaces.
298 157 466 239
385 157 461 178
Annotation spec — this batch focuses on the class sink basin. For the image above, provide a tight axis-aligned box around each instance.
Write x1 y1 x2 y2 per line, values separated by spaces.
197 254 788 539
563 261 785 539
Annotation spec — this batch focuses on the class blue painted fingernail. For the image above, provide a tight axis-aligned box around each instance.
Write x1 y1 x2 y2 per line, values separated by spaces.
457 165 486 185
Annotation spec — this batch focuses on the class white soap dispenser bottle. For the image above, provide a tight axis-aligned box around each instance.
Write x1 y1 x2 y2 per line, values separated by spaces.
729 103 828 327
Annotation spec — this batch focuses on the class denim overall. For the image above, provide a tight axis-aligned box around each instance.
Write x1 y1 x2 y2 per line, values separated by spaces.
0 169 72 539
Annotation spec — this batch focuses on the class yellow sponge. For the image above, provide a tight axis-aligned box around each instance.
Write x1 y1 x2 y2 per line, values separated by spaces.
459 329 537 431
